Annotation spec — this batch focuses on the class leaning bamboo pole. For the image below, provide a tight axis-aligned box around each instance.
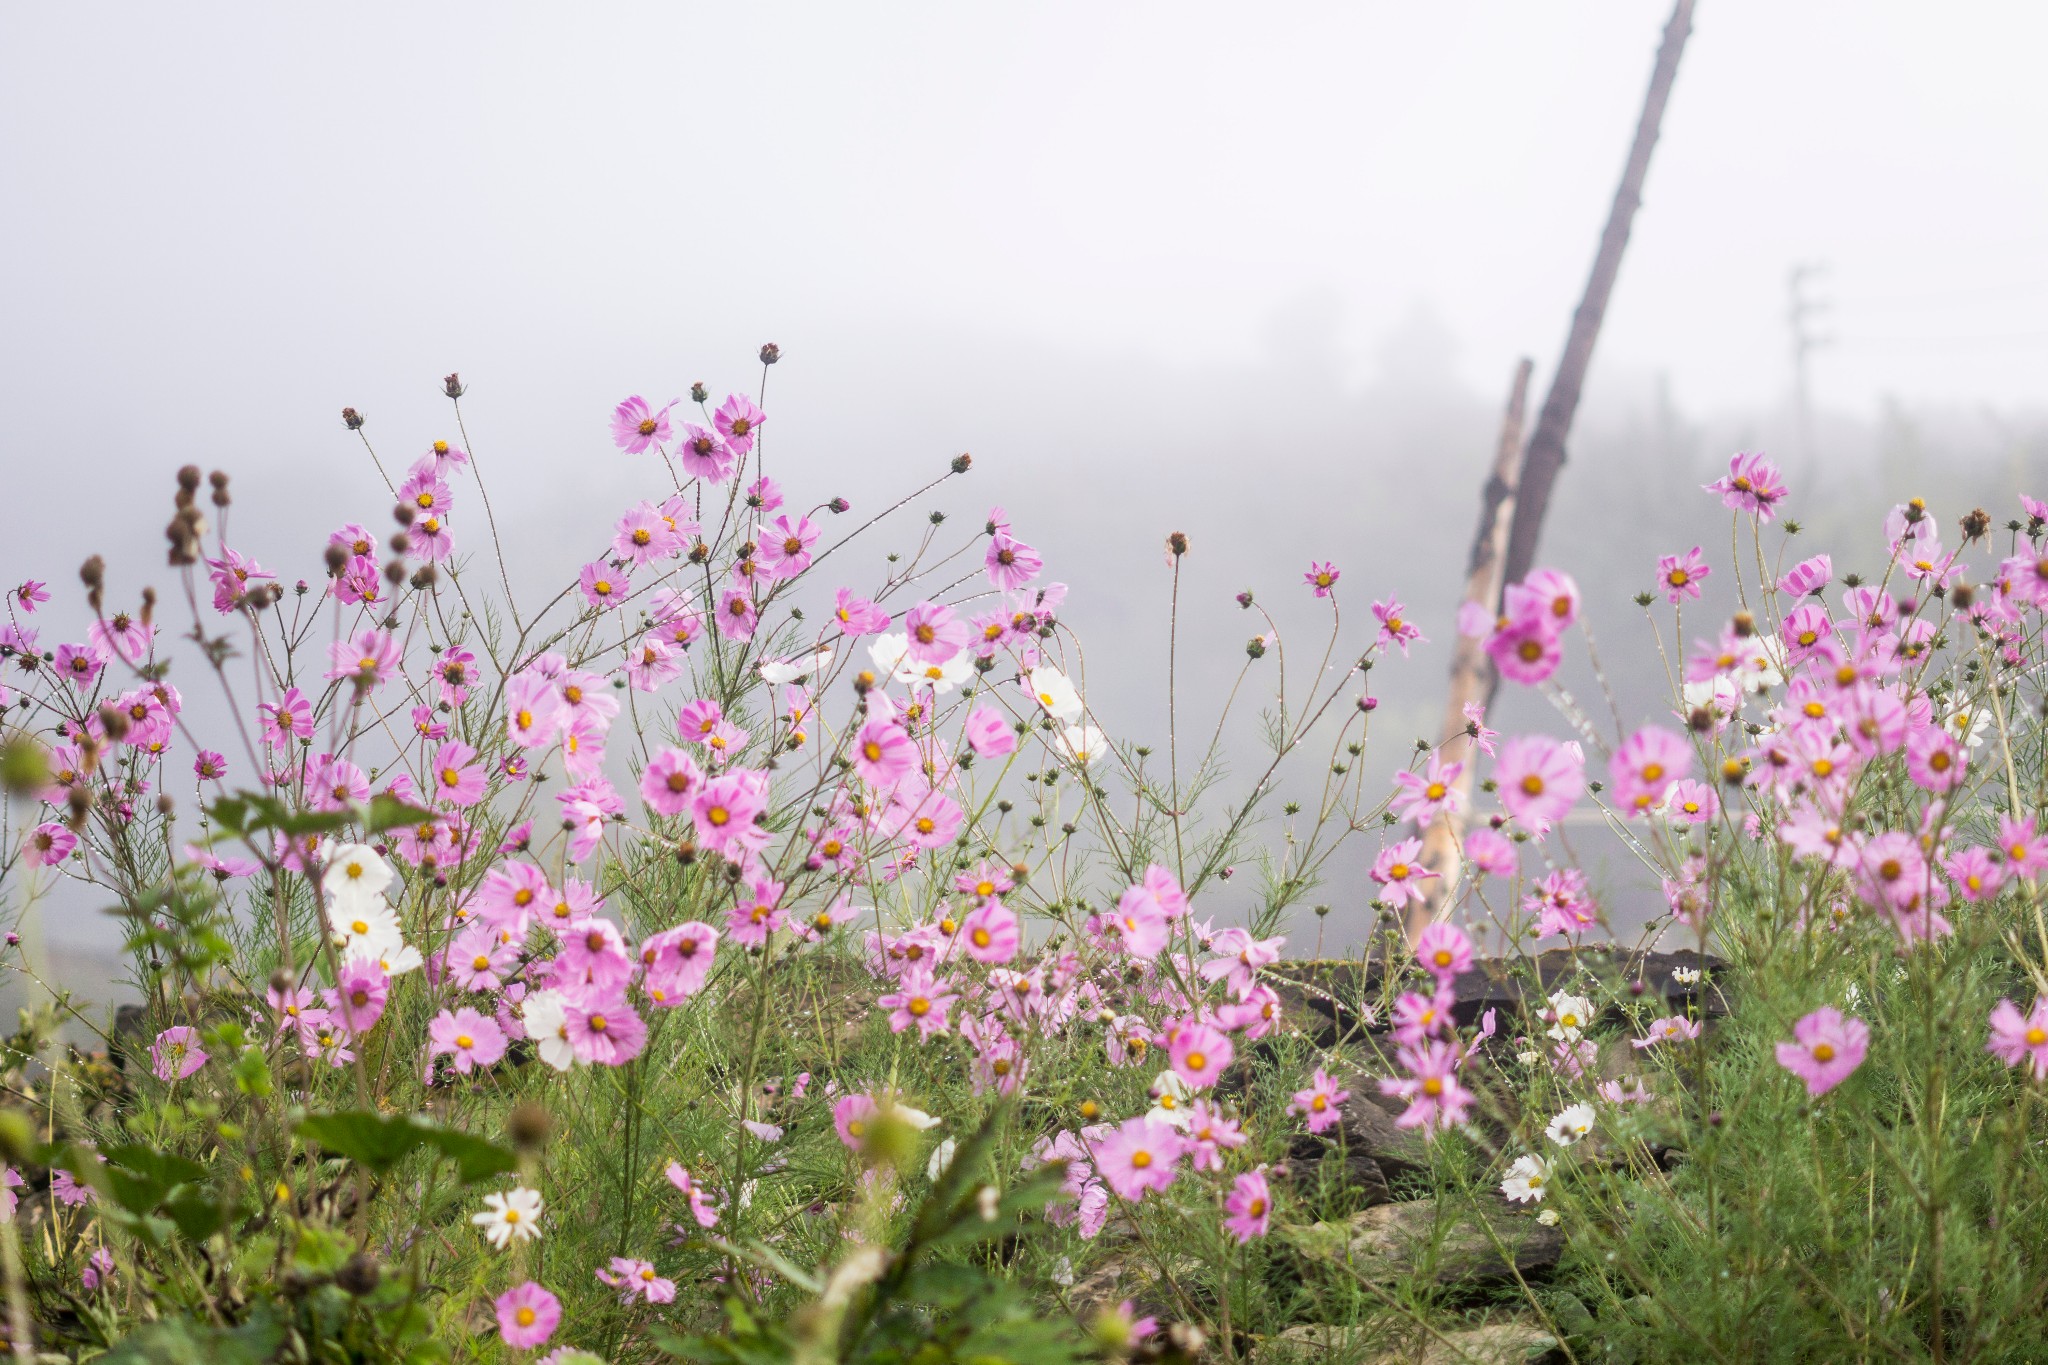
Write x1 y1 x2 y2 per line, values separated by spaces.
1497 0 1697 601
1406 360 1532 942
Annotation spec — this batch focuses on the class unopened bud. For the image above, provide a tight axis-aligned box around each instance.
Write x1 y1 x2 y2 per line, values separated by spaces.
324 545 348 574
758 342 781 365
177 465 202 494
393 503 415 527
1951 583 1975 611
1166 531 1189 558
507 1101 552 1154
828 497 850 514
341 407 365 430
950 452 973 474
1731 611 1755 638
442 372 465 399
1961 508 1990 541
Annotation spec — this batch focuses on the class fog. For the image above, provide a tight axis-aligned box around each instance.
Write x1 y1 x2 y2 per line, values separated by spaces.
4 3 2046 1007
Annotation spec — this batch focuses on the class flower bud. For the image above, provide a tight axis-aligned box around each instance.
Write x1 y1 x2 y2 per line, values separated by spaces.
1166 531 1189 558
507 1101 552 1154
443 372 465 399
1245 636 1266 660
690 381 709 403
324 544 348 574
829 497 850 514
759 342 781 365
1731 610 1755 638
950 452 973 474
177 465 202 494
1951 582 1975 611
341 407 365 430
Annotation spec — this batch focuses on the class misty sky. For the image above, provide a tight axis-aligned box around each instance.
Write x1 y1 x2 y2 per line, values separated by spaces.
4 3 2046 981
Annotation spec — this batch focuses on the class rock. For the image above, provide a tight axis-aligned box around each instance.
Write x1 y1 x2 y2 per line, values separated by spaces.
1286 1197 1562 1288
1277 1318 1559 1364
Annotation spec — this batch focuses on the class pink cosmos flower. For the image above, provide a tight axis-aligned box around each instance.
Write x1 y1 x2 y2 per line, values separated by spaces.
640 747 705 816
1485 612 1564 685
1662 779 1719 824
834 1093 879 1150
964 706 1016 758
691 770 771 860
677 423 736 480
1705 451 1789 520
1999 815 2048 880
1414 921 1473 982
565 995 647 1066
1111 885 1170 958
1609 726 1691 817
331 958 390 1032
307 754 371 810
1496 735 1584 827
495 1281 562 1350
24 823 76 868
1372 598 1425 656
1781 603 1834 667
1778 553 1833 597
1090 1118 1185 1202
832 588 892 635
1290 1067 1350 1134
1378 1041 1472 1134
12 580 47 612
53 641 106 688
504 674 562 749
642 921 720 1004
986 532 1043 591
903 601 970 666
1223 1168 1273 1243
1464 825 1518 877
1199 928 1285 997
758 513 820 579
1987 998 2048 1080
852 716 918 790
610 395 675 454
429 1008 508 1075
1631 1015 1703 1049
725 878 786 949
578 560 631 611
1183 1100 1247 1172
1945 846 2007 902
879 968 959 1040
1775 1006 1868 1096
1303 561 1340 597
445 923 518 992
714 588 758 642
81 1247 115 1292
1905 728 1965 794
1391 986 1456 1045
325 629 403 690
1527 867 1598 939
150 1026 207 1082
1167 1021 1234 1090
1369 837 1437 909
1655 546 1712 604
959 900 1021 965
598 1257 677 1304
713 393 766 452
474 861 552 932
666 1163 722 1228
430 740 488 808
1390 755 1463 827
613 501 682 565
259 686 314 746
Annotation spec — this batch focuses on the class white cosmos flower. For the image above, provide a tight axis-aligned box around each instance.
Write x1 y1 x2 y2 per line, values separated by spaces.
323 842 393 899
1146 1070 1192 1129
1546 992 1594 1044
869 633 912 675
927 1137 958 1183
520 990 577 1070
1059 724 1110 768
371 943 424 977
1500 1154 1553 1204
327 897 401 955
1026 666 1084 723
894 651 974 696
1545 1103 1596 1148
472 1186 544 1248
758 648 833 687
1942 702 1992 750
1735 637 1785 694
885 1102 942 1131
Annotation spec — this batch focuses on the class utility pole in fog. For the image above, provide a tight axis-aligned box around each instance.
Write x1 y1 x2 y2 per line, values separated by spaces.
1788 262 1832 461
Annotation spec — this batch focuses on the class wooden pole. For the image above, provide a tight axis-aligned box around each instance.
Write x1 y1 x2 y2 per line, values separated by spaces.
1496 0 1697 614
1407 359 1533 942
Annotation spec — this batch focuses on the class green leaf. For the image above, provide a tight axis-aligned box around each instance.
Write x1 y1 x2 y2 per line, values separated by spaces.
232 1047 273 1098
163 1186 233 1242
412 1125 518 1184
297 1111 516 1184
